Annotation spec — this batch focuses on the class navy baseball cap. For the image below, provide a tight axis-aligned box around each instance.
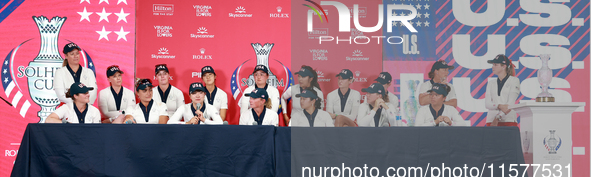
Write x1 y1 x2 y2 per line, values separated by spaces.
295 89 318 99
69 82 94 95
201 66 215 75
136 79 153 91
189 82 206 93
106 65 124 77
253 65 269 74
295 67 314 77
361 83 385 95
63 42 81 54
336 69 353 79
155 64 169 75
245 88 268 99
488 54 511 64
427 83 449 97
431 60 454 72
375 72 392 84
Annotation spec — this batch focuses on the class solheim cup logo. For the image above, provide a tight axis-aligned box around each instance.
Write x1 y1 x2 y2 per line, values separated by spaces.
247 43 278 86
543 130 562 154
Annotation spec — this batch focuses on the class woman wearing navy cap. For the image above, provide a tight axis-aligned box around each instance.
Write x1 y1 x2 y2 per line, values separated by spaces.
53 42 97 105
485 54 521 126
119 79 168 124
168 82 223 125
373 72 399 108
290 88 333 127
326 69 361 127
201 66 229 121
415 83 464 126
239 88 279 126
357 83 399 127
153 64 185 118
418 60 457 108
45 82 101 123
281 65 323 124
239 65 280 116
98 65 135 123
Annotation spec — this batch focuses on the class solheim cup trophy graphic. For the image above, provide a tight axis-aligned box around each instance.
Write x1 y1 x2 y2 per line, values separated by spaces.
536 54 554 102
29 16 66 122
247 43 279 87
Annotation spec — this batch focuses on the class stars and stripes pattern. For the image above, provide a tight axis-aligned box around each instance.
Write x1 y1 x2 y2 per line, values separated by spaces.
2 45 31 118
0 0 25 24
77 0 131 41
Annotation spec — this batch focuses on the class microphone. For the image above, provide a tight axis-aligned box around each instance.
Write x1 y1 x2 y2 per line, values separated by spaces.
252 122 258 125
196 103 201 110
62 119 69 124
223 121 228 125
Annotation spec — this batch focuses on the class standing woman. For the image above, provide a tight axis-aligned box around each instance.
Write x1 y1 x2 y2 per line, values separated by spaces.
45 82 101 123
98 65 135 123
418 60 457 107
168 82 223 125
281 65 323 124
119 79 168 124
201 66 229 121
54 43 97 105
152 64 185 118
239 88 279 126
485 54 520 126
357 83 398 127
289 88 333 127
326 69 361 127
415 83 464 126
239 65 280 115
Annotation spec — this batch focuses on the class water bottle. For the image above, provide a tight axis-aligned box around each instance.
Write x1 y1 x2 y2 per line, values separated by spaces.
395 108 402 126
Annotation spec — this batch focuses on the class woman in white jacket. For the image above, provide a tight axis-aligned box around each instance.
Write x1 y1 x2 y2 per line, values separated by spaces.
201 66 229 121
120 79 169 124
53 43 97 105
98 65 135 123
357 83 398 127
326 69 361 127
290 88 333 127
239 65 280 115
281 65 323 125
168 82 223 125
485 54 520 127
45 82 101 124
153 64 185 118
415 83 464 126
239 88 279 126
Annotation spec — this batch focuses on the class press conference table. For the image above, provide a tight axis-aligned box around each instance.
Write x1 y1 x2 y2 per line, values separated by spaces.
11 124 525 177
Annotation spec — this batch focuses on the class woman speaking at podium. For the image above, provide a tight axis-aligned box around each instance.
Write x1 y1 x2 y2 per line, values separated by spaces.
239 88 279 126
98 65 135 123
281 65 324 125
168 82 223 125
53 43 97 105
201 66 229 121
485 54 521 126
239 65 280 115
152 64 185 118
45 82 101 123
118 79 168 124
415 83 464 126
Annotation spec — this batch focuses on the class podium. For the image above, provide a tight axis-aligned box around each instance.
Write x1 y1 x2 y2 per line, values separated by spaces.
509 102 585 177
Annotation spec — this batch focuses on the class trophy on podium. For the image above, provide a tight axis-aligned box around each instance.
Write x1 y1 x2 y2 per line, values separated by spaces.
29 16 67 122
247 43 279 87
536 54 554 102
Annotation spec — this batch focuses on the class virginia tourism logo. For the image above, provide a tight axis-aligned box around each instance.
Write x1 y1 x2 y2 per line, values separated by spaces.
194 5 212 17
154 25 172 37
310 49 328 61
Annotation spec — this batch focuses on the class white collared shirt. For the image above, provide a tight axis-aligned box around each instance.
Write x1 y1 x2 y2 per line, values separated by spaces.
485 76 520 123
53 66 98 105
290 109 334 127
168 103 223 125
326 88 361 121
239 85 280 115
203 87 228 111
152 85 185 117
239 108 279 126
98 86 135 119
281 85 324 114
53 102 101 123
124 101 168 124
357 102 398 127
415 104 464 126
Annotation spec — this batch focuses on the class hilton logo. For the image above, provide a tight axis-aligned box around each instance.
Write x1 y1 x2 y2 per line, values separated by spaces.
153 4 174 16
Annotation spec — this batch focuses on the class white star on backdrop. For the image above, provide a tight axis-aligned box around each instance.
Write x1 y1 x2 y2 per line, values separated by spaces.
114 8 130 23
99 0 109 4
417 12 422 18
3 77 8 83
4 60 7 65
416 21 423 27
80 0 90 4
96 8 112 22
424 4 430 10
3 69 7 74
96 26 112 41
117 0 127 5
77 7 93 22
115 27 130 41
424 12 430 18
424 21 430 27
89 62 94 67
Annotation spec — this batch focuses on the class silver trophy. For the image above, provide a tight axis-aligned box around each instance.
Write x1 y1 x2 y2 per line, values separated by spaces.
403 80 420 126
247 43 279 87
546 130 559 154
29 16 66 122
536 54 554 102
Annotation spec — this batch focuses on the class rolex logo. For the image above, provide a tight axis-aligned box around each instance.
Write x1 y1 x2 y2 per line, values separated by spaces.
277 6 282 13
355 71 360 77
200 48 205 54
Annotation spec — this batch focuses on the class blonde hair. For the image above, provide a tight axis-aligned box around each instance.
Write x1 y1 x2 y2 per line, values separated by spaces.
264 99 272 109
62 59 69 67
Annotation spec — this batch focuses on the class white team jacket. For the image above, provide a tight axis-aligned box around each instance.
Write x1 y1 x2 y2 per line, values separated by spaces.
53 66 98 105
357 102 398 127
326 88 361 121
124 101 168 124
98 86 135 119
167 103 223 125
281 85 324 114
239 108 279 126
239 85 280 115
485 76 520 123
152 85 185 117
290 109 334 127
53 102 101 123
203 87 229 112
415 104 464 126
